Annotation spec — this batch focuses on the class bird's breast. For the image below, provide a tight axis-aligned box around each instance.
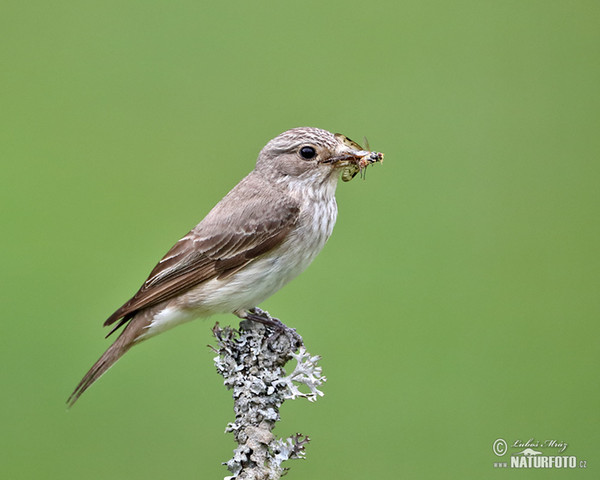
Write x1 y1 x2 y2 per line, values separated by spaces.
181 189 338 315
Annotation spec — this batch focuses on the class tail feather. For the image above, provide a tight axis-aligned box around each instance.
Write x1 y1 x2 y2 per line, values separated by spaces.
67 320 141 407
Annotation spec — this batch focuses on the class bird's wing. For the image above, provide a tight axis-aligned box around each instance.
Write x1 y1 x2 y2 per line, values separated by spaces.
103 175 299 333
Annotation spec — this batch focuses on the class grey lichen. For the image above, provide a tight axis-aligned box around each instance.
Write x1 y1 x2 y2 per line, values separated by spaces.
213 318 326 480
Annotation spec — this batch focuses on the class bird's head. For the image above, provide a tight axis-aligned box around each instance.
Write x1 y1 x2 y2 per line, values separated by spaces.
255 127 383 185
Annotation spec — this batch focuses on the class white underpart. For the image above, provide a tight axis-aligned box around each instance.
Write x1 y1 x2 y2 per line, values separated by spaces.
139 306 196 340
139 165 340 340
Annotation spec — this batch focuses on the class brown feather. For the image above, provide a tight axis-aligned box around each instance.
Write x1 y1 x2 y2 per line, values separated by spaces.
103 174 300 331
67 314 149 407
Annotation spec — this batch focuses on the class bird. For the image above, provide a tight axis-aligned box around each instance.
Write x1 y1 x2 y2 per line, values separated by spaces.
67 127 383 406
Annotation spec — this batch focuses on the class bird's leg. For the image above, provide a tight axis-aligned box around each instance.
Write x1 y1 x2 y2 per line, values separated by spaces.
245 307 286 329
237 307 303 349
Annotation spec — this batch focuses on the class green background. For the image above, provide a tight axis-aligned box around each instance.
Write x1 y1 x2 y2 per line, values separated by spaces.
1 1 598 478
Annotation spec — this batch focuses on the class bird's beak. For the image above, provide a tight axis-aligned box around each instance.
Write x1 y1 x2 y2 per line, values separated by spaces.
320 150 384 168
320 150 367 168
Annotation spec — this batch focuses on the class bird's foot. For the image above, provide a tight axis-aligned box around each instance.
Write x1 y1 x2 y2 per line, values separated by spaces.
245 307 284 329
242 307 303 350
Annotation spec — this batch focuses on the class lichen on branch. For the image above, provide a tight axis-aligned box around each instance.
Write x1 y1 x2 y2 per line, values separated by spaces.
212 318 326 480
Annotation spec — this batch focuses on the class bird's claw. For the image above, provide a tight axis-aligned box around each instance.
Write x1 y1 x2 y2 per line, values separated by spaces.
244 307 303 350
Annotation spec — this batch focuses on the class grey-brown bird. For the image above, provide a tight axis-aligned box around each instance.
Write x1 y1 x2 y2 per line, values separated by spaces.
68 127 383 406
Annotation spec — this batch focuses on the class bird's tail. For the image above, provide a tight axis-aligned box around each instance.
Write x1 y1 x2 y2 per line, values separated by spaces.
67 319 142 407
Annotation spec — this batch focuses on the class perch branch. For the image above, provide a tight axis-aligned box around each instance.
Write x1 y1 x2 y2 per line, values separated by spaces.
213 317 326 479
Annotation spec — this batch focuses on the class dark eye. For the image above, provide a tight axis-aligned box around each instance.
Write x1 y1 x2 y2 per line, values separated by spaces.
299 146 317 159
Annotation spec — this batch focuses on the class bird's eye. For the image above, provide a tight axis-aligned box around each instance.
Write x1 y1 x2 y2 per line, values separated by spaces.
299 146 317 160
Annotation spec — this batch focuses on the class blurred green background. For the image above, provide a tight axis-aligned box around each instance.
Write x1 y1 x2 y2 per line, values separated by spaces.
1 1 598 478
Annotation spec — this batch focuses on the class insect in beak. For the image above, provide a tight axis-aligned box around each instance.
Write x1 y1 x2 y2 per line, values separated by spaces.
322 134 384 182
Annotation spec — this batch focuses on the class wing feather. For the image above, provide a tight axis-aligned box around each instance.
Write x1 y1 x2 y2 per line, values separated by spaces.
103 175 299 331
